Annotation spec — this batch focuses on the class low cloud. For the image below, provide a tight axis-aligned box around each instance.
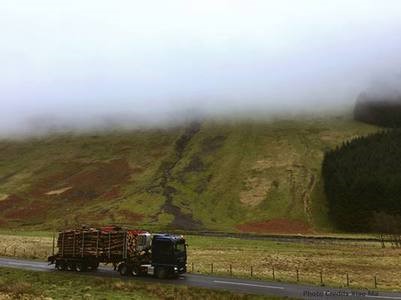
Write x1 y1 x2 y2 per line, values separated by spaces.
1 0 401 136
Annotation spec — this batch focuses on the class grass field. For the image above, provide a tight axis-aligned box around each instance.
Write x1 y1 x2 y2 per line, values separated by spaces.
0 232 399 291
0 267 281 300
185 236 401 291
0 116 378 233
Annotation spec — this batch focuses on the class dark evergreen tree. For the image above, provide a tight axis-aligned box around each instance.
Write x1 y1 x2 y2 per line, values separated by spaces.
354 92 401 127
322 130 401 232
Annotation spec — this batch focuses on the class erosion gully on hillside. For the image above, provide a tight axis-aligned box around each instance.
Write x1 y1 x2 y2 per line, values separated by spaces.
151 122 203 230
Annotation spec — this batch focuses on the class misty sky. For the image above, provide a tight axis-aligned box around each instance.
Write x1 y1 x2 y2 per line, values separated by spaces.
1 1 401 135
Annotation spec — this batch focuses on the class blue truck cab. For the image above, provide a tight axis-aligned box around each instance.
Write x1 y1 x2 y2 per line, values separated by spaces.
151 234 187 278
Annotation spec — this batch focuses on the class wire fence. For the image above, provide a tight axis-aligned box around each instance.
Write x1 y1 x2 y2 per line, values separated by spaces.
186 261 386 290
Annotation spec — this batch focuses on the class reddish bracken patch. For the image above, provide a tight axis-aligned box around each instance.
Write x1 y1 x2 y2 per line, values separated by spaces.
0 195 48 221
4 201 48 220
29 162 83 197
118 209 144 224
0 194 25 211
30 159 132 202
237 218 313 235
101 186 121 200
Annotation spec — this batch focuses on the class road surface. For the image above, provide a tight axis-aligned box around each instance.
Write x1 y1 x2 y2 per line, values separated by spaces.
0 257 400 299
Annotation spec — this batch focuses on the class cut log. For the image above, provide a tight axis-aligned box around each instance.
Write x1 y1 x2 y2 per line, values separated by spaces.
56 225 150 259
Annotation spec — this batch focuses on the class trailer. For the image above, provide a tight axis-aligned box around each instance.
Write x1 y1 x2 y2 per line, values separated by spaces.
48 225 187 279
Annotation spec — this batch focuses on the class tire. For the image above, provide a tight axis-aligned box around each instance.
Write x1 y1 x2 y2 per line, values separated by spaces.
118 263 130 276
138 268 148 277
155 267 167 279
131 266 145 277
75 262 87 272
66 263 75 271
55 261 65 271
89 262 99 271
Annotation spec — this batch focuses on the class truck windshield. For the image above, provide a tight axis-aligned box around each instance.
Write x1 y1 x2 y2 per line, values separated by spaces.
175 242 186 253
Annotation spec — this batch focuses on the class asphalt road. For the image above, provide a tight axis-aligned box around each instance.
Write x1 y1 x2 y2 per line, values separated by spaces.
0 257 400 300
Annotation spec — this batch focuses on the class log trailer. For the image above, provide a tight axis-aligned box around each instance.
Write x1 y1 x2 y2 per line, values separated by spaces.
48 226 187 279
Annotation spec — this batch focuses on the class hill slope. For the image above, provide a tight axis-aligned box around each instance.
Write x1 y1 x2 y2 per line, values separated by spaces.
0 117 378 233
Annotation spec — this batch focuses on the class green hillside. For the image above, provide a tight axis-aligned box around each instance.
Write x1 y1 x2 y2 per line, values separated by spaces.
0 116 378 233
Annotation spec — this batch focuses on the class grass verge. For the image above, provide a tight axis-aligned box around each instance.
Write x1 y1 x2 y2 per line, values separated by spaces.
0 267 284 300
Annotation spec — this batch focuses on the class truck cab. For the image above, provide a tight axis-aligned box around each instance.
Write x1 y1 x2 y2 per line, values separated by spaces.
151 234 187 278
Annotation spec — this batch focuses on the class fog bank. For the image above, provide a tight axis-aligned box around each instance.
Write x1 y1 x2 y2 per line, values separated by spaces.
1 1 401 136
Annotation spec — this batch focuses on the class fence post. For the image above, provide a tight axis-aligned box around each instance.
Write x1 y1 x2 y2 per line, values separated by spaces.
211 263 213 274
52 232 55 256
296 268 299 282
61 232 65 257
374 275 377 289
251 266 253 277
108 232 111 259
82 231 85 258
13 247 16 256
95 230 99 258
346 273 349 287
192 262 194 272
229 264 232 276
320 270 323 286
272 266 275 280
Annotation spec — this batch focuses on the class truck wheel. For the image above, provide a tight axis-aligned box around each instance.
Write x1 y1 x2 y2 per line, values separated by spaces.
132 266 146 277
155 267 167 279
66 263 75 271
131 266 138 276
55 261 65 271
75 262 87 272
90 262 99 271
118 263 130 276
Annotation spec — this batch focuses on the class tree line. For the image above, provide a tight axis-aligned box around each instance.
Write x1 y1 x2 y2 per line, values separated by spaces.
354 92 401 128
322 130 401 234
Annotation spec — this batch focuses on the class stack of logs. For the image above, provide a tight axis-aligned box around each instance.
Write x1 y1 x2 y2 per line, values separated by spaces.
56 226 145 258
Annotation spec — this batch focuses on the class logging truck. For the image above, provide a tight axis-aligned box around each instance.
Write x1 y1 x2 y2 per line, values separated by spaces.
48 226 187 279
